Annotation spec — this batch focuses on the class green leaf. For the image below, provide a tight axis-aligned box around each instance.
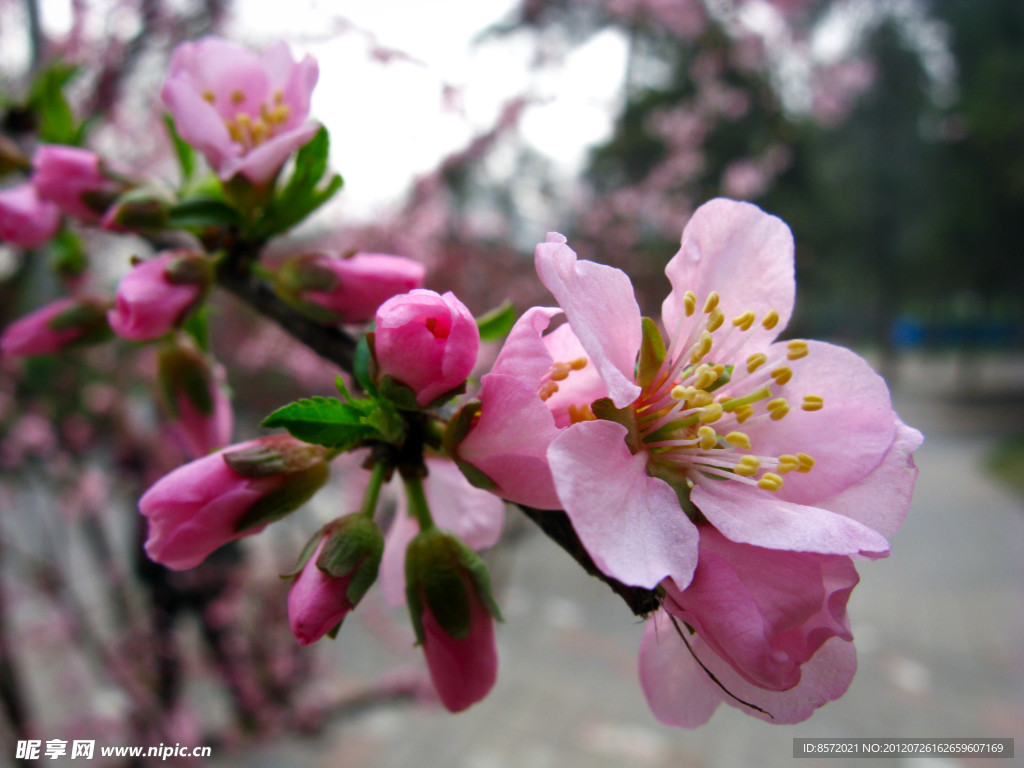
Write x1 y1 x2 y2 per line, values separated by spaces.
475 301 517 341
28 61 83 145
250 126 344 240
261 396 386 449
167 197 243 229
163 114 195 183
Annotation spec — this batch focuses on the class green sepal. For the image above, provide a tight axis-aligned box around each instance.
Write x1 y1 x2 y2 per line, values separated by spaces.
232 460 329 533
475 301 517 342
378 375 422 411
157 343 215 417
326 622 343 640
592 397 640 453
46 297 113 346
442 400 499 491
404 529 502 645
316 513 384 607
280 525 326 579
164 251 213 287
637 317 666 388
273 255 345 325
167 197 243 230
223 438 327 477
105 188 172 231
45 228 88 280
164 113 195 184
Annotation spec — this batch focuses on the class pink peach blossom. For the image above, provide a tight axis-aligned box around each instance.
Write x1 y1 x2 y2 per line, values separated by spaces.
161 36 320 185
108 251 210 341
279 251 426 324
140 435 328 570
32 144 125 221
461 198 921 595
1 296 110 357
0 182 60 247
374 289 479 406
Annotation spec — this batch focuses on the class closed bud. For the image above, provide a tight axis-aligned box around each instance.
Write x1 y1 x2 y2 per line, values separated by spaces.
405 528 500 712
276 251 426 324
1 295 111 358
32 144 130 221
286 514 384 645
108 250 211 341
157 341 233 458
101 188 172 232
140 434 329 570
374 289 479 408
0 182 60 248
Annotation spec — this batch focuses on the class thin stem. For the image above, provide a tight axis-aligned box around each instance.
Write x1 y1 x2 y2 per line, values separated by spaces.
403 474 434 532
360 461 388 518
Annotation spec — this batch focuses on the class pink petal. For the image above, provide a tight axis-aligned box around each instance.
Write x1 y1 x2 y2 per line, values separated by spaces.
640 611 857 726
815 419 923 537
424 457 505 550
380 508 420 606
421 592 498 712
548 419 699 588
662 198 794 348
226 122 320 185
456 373 562 509
489 306 562 380
160 78 237 172
692 478 891 557
535 233 641 408
744 341 899 507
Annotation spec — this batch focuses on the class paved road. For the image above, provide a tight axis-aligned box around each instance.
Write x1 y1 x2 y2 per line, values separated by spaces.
220 357 1024 768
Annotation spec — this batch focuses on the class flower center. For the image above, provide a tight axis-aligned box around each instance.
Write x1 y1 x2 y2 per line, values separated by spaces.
632 290 820 493
203 89 292 151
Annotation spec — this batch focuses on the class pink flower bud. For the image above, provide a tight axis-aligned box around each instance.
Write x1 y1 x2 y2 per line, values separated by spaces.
32 144 127 221
0 182 60 248
108 251 210 341
161 36 320 185
374 289 479 406
157 343 233 458
405 530 500 712
277 252 426 323
287 514 384 645
140 435 329 570
1 296 110 358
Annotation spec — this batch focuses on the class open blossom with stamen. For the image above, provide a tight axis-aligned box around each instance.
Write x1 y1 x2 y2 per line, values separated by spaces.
161 36 319 185
459 198 921 594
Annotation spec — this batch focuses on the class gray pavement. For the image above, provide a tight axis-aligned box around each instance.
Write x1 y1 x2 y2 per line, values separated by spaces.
216 353 1024 768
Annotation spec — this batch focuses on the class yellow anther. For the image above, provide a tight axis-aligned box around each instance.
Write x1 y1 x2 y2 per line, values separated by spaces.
569 403 596 423
734 405 754 423
683 291 697 317
699 403 724 424
273 89 285 104
706 307 725 333
235 112 252 128
693 364 717 390
202 90 215 103
698 426 718 450
703 291 720 313
690 331 713 363
231 89 246 104
724 431 751 450
671 385 692 400
549 362 572 381
762 310 779 330
776 454 801 474
770 366 793 386
766 398 790 420
538 381 559 401
734 455 761 476
732 311 755 331
787 340 809 360
570 357 588 370
690 391 713 408
797 452 815 472
251 119 269 144
227 123 243 142
268 104 291 124
746 352 767 373
801 394 824 411
757 473 784 491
